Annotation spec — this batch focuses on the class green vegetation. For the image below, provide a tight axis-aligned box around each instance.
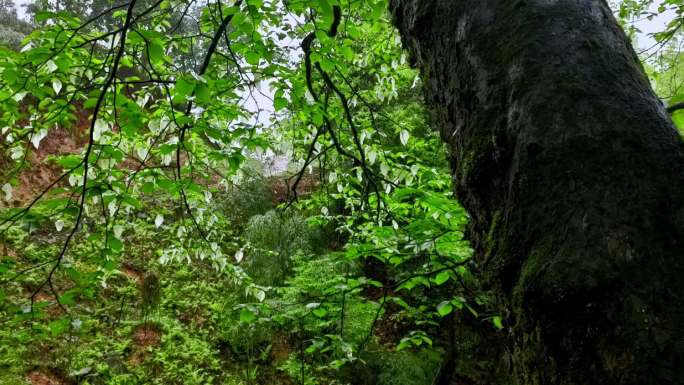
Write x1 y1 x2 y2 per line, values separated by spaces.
0 0 682 384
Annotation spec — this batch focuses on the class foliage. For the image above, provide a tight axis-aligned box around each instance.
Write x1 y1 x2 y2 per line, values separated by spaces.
0 1 33 50
217 176 274 227
243 210 318 286
364 346 443 385
617 0 684 133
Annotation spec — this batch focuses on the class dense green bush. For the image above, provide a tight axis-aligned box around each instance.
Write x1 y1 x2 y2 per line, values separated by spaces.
219 318 275 361
217 177 275 228
350 345 443 385
243 210 319 286
377 348 442 385
146 318 222 385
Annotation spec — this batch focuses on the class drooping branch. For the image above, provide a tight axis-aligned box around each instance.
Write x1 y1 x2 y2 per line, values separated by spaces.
176 0 244 177
296 5 383 203
31 0 140 308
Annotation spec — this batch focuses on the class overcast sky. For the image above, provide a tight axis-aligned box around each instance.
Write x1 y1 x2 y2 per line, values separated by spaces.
631 4 677 51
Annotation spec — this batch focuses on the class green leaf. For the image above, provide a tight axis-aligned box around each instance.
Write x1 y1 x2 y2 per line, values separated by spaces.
108 236 123 252
156 178 176 192
240 308 256 323
390 296 410 309
84 97 98 108
312 307 327 318
121 194 141 209
245 51 261 65
141 182 155 194
2 66 18 83
174 77 195 100
341 45 354 61
397 339 410 351
48 317 70 337
228 154 244 171
371 0 386 19
672 110 684 130
317 0 333 25
35 11 55 22
148 41 165 66
58 291 77 306
274 97 288 111
58 155 82 169
237 20 255 34
437 301 453 317
434 270 450 285
492 316 503 330
195 83 211 104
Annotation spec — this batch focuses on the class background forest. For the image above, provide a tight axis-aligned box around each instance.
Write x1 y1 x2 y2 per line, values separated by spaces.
0 0 682 384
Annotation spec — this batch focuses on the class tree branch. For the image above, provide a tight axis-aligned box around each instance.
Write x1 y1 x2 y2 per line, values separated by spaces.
667 101 684 114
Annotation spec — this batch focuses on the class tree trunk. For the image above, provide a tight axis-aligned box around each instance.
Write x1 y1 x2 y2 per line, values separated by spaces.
391 1 684 384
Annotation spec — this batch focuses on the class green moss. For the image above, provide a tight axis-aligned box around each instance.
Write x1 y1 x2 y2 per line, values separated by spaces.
484 210 503 256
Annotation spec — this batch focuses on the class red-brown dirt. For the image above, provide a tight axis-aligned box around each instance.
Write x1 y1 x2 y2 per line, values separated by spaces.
26 369 68 385
270 333 291 362
128 324 162 365
121 263 143 284
1 110 89 207
133 324 161 348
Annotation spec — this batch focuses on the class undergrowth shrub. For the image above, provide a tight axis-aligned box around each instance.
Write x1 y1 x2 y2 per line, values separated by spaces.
272 252 383 384
243 210 319 286
0 328 29 383
351 345 443 385
378 348 442 385
217 177 274 227
219 319 275 361
145 317 222 385
343 300 379 345
278 252 377 338
279 253 350 299
279 357 319 385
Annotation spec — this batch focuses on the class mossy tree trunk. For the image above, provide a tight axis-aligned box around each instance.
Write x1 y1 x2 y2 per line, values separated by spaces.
391 1 684 384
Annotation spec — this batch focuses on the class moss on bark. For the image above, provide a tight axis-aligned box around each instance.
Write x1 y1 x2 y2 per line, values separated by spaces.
392 0 684 384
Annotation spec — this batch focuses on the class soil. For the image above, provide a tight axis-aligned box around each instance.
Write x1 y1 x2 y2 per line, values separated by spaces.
268 173 319 204
132 324 161 348
2 112 89 207
270 333 291 362
128 324 162 366
121 263 143 284
26 369 68 385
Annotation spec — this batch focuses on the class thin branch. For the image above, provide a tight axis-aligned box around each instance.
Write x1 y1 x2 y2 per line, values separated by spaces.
30 0 139 309
667 101 684 113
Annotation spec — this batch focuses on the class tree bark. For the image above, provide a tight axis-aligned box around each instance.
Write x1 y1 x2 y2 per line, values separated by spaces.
391 1 684 384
